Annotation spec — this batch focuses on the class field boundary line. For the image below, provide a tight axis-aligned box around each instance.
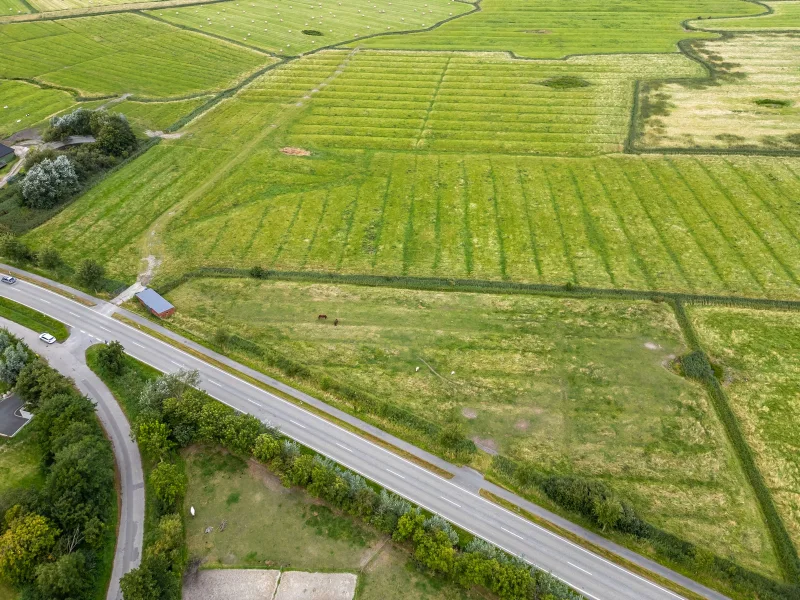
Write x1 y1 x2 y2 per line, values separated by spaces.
0 0 228 23
414 56 450 149
156 268 800 311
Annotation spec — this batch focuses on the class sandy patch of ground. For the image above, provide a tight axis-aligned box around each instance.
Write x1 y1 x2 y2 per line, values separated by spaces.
246 458 291 495
146 130 184 139
472 436 498 455
183 569 280 600
644 342 661 350
273 571 357 600
461 407 477 419
514 419 529 430
280 147 312 156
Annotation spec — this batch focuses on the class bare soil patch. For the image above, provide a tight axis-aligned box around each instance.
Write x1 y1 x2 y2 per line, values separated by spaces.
461 407 477 419
281 147 312 156
472 436 498 455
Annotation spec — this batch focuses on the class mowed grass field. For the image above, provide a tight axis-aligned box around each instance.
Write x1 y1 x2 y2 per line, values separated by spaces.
0 13 273 98
0 0 29 15
29 0 160 11
273 51 701 155
692 1 800 30
24 50 800 299
353 0 763 58
691 307 800 550
166 279 779 575
185 446 480 600
641 35 800 151
149 0 471 55
0 79 74 138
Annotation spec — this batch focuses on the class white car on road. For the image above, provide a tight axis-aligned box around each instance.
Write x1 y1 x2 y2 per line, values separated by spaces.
39 333 56 344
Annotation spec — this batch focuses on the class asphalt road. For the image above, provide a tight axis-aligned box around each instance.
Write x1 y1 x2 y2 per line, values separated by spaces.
0 277 709 600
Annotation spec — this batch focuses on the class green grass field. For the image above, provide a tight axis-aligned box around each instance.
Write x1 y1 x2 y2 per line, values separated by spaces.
352 0 763 58
161 278 778 576
692 1 800 30
690 307 800 550
0 13 273 98
0 296 69 340
109 96 211 131
185 446 479 599
29 0 159 11
0 426 43 495
0 79 75 138
149 0 470 55
0 0 29 16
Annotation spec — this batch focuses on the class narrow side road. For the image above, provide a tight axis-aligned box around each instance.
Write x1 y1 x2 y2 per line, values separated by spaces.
0 318 144 600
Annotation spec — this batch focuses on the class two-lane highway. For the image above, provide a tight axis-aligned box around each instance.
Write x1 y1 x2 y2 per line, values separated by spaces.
0 276 714 600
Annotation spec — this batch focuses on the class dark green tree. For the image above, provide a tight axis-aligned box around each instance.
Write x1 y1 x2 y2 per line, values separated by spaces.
149 462 186 513
35 551 89 599
76 259 104 289
97 340 126 375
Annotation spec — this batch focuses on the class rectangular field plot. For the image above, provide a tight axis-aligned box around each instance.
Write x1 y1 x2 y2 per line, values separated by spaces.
353 0 763 58
0 13 273 98
29 0 159 10
0 79 75 138
163 277 780 577
109 96 211 132
281 50 703 155
147 0 470 56
691 307 800 549
26 143 800 300
640 34 800 151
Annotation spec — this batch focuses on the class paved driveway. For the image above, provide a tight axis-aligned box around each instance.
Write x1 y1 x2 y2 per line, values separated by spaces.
0 393 29 437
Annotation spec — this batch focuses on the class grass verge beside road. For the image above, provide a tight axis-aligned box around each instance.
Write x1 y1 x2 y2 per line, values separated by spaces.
0 295 68 340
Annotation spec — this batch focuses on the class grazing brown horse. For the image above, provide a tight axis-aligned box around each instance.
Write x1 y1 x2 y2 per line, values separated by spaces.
318 314 327 320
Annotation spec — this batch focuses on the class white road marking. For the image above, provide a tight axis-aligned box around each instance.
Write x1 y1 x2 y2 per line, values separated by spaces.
40 299 51 304
245 398 260 406
69 312 79 317
208 380 223 387
131 341 145 348
568 562 593 576
440 496 461 508
335 442 353 453
170 360 186 368
385 468 405 480
80 330 86 334
289 419 307 429
500 526 524 540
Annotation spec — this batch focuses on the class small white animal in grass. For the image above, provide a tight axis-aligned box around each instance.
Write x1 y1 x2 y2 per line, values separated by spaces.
190 506 196 517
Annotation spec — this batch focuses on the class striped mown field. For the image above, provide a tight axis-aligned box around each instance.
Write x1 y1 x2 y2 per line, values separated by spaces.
0 13 274 98
272 51 701 155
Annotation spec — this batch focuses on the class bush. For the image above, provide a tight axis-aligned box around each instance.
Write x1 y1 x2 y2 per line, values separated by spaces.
149 462 187 513
76 259 104 289
96 340 126 375
681 350 714 380
39 247 61 270
248 265 267 279
0 235 34 262
46 109 91 141
90 111 137 157
21 156 79 209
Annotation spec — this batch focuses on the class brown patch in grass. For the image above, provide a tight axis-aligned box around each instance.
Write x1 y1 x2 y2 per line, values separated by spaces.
281 147 312 156
472 437 498 455
462 407 478 419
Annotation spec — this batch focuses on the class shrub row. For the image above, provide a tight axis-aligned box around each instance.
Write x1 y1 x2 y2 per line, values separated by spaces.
489 455 799 600
106 360 581 600
157 267 800 313
0 334 116 600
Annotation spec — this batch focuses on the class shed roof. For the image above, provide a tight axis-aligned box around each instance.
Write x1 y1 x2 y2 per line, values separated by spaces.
0 144 14 159
135 288 174 314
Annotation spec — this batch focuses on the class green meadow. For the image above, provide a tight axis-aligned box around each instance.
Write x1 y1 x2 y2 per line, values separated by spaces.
0 79 74 138
693 1 800 30
150 0 470 55
353 0 763 57
0 13 274 98
161 278 778 576
690 307 800 550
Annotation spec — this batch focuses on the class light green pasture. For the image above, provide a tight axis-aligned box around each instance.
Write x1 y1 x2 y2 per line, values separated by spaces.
352 0 763 58
0 13 273 98
692 1 800 29
148 0 470 56
0 79 74 138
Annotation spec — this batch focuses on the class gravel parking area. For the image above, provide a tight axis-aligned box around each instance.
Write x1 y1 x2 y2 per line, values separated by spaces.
273 571 357 600
183 569 280 600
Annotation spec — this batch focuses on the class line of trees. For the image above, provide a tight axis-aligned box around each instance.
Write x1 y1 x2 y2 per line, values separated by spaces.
92 345 583 600
0 332 116 600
